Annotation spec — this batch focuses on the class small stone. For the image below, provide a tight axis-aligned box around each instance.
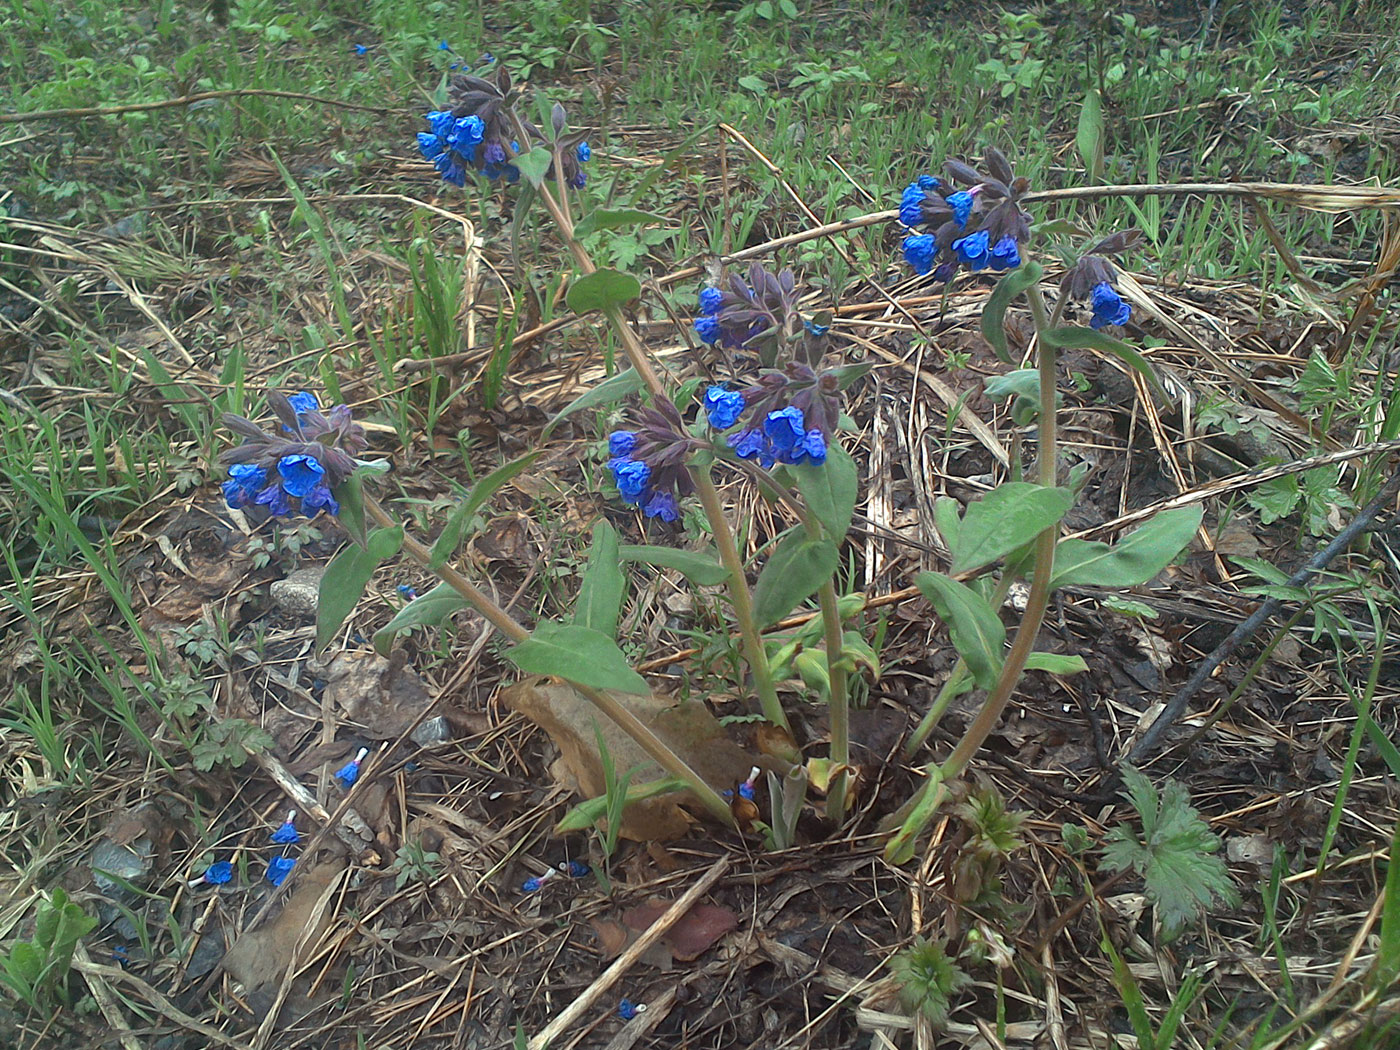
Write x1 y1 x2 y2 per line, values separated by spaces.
90 837 154 897
270 567 325 620
410 716 450 748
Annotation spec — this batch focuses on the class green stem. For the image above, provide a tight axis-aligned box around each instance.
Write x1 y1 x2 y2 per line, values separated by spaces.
817 580 850 820
362 495 734 825
520 143 787 734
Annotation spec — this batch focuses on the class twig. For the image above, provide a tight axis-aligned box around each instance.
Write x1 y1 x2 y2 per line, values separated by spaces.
72 957 252 1050
73 943 142 1050
527 854 731 1050
0 89 397 123
1126 462 1400 765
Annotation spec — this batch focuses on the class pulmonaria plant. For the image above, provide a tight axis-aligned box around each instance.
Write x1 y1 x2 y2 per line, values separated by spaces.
708 363 838 469
1060 230 1141 329
693 262 831 368
220 391 367 519
606 398 701 522
417 65 591 187
898 149 1031 282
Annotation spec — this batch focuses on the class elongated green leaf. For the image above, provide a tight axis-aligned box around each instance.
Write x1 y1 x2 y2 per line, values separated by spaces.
429 450 542 569
917 571 1006 689
984 368 1040 403
949 483 1073 575
619 544 729 586
1024 652 1089 674
373 581 473 655
506 622 649 695
979 260 1044 363
1051 506 1202 589
555 776 688 832
795 444 858 540
316 527 403 650
542 367 643 440
933 497 962 550
1376 815 1400 990
1041 326 1167 402
332 471 368 549
1077 87 1104 184
829 362 874 390
513 146 555 187
752 532 840 628
574 520 626 637
573 208 668 238
7 942 41 988
566 269 642 315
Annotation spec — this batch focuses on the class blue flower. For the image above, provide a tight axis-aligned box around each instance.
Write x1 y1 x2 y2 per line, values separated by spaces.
266 856 296 887
901 233 937 275
764 406 806 460
1090 282 1131 329
287 391 319 416
947 190 974 228
738 781 756 801
335 750 366 789
522 876 545 892
704 386 746 430
619 999 643 1021
698 286 724 316
277 454 325 499
301 482 340 517
434 152 467 187
988 235 1021 271
253 480 292 518
643 490 680 522
804 318 830 337
952 230 990 270
610 458 651 504
917 174 940 192
223 463 267 509
448 115 484 151
425 110 455 139
417 132 444 160
694 315 722 345
353 44 369 55
438 40 451 50
203 861 233 885
609 431 637 457
729 427 774 467
576 141 591 163
565 860 591 878
900 182 928 228
271 817 299 845
800 429 827 464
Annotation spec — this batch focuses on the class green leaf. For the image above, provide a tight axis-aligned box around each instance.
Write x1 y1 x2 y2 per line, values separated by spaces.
316 527 403 650
984 368 1040 403
1051 506 1202 589
7 942 41 989
373 581 473 656
948 483 1073 575
566 269 642 315
574 520 626 637
619 544 729 586
1041 326 1167 403
1376 816 1400 990
333 471 368 549
979 260 1044 363
429 450 542 569
506 621 650 695
916 572 1006 689
737 74 768 94
795 444 858 540
555 776 688 832
542 367 643 440
1077 87 1104 184
1101 765 1238 938
1024 652 1088 674
828 362 874 390
513 146 555 187
573 208 669 238
751 532 840 628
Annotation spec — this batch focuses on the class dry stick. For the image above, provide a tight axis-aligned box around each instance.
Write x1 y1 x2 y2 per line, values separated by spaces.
526 854 731 1050
73 958 253 1050
73 943 143 1050
0 89 398 123
1126 462 1400 766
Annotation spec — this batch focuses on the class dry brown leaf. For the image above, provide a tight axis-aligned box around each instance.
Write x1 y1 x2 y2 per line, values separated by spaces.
621 899 739 962
224 859 347 994
324 651 434 740
501 679 756 841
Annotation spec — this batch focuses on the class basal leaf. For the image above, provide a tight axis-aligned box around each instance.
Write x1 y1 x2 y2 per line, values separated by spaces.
316 527 403 650
574 520 626 637
373 581 473 655
566 268 642 315
573 208 669 238
542 367 643 440
429 450 542 569
916 571 1006 689
506 621 650 695
619 544 730 586
1077 87 1104 183
949 483 1073 575
795 443 858 540
751 532 840 628
979 260 1043 363
1051 506 1202 589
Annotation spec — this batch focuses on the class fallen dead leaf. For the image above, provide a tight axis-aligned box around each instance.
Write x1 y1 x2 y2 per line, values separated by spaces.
324 651 434 740
224 859 347 994
501 678 757 840
621 899 739 962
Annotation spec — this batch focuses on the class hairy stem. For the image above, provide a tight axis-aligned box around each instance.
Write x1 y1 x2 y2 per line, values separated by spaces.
362 496 734 824
818 580 850 820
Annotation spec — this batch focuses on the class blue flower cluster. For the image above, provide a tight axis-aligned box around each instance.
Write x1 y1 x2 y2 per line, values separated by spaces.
1059 235 1140 331
897 150 1029 282
607 431 681 522
727 405 827 468
1090 282 1131 329
223 455 339 519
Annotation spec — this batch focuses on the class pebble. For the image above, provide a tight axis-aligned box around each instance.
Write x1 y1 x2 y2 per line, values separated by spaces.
270 567 325 619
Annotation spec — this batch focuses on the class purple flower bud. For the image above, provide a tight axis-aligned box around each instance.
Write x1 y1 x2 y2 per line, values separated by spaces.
901 233 937 275
223 463 267 509
253 480 293 518
266 856 296 887
729 427 774 467
800 429 828 464
301 482 340 517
